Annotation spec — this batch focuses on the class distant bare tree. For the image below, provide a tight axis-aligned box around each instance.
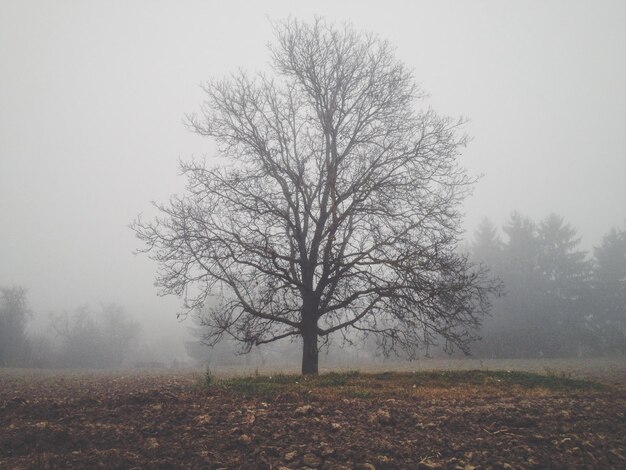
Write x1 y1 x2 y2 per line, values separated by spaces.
49 303 140 368
133 19 496 374
0 285 30 366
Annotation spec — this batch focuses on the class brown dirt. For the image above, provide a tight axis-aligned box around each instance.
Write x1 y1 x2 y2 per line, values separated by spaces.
1 370 625 469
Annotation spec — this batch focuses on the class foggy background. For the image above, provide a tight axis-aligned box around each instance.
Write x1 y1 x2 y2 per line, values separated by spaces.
1 0 625 366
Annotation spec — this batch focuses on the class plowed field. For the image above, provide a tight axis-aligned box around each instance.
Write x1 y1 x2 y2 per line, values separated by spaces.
1 368 624 469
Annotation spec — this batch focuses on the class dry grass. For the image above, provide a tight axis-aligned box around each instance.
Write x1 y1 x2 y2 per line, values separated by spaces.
199 356 626 385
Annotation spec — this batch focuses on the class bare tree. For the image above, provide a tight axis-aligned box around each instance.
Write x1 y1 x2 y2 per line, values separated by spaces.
0 285 30 366
133 19 496 374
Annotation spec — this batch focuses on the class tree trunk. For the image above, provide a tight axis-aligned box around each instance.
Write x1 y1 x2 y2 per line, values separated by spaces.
301 310 319 375
301 328 319 375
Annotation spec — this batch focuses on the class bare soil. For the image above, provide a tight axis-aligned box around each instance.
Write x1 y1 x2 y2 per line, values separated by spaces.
1 367 624 469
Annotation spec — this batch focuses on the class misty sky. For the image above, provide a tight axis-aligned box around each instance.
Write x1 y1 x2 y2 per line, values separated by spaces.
1 0 625 338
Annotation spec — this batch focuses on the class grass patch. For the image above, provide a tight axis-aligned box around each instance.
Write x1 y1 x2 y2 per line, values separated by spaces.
204 369 603 398
407 369 603 391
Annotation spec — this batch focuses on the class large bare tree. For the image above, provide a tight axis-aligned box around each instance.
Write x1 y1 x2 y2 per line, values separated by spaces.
133 19 496 374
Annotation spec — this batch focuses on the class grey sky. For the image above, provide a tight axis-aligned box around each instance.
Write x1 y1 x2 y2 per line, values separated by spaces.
1 0 625 336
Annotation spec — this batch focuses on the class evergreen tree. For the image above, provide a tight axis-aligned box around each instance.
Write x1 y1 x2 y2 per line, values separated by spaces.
537 214 589 297
498 213 545 356
503 212 540 281
472 217 503 272
536 214 591 355
592 225 626 352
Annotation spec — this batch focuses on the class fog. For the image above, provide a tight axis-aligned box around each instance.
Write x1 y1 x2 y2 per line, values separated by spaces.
1 0 625 367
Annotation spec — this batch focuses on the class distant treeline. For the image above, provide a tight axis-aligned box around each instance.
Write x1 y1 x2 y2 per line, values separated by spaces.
0 293 141 368
471 213 625 358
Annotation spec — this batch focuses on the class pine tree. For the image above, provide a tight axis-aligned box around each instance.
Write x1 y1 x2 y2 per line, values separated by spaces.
472 217 503 272
536 214 591 356
537 214 589 298
592 225 626 352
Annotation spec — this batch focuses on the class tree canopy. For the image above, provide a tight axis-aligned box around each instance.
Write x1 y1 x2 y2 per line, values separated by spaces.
133 19 496 374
